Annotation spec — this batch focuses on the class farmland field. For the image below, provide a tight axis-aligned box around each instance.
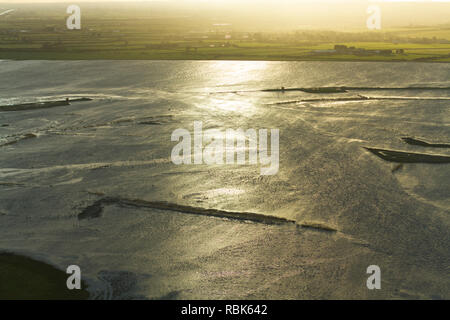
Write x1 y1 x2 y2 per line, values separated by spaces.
0 4 449 62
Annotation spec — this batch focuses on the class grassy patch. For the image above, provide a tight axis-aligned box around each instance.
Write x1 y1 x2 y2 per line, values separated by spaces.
0 252 89 300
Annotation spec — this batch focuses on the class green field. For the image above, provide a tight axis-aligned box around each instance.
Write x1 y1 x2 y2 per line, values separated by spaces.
1 42 448 62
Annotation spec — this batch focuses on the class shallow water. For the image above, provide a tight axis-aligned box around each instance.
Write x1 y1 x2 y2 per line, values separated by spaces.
0 60 449 299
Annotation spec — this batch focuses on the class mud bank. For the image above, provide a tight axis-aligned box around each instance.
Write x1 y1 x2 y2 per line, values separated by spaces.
0 98 92 111
78 196 297 225
365 147 450 164
402 137 450 148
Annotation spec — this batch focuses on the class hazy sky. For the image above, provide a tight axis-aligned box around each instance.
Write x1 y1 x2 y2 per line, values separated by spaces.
1 0 449 29
2 0 449 2
1 0 450 5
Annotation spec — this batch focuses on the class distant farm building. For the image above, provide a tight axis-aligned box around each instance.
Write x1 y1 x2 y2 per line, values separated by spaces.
317 44 397 56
